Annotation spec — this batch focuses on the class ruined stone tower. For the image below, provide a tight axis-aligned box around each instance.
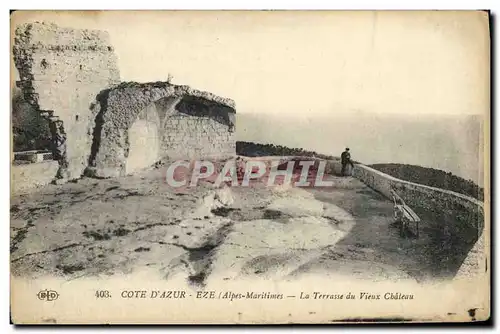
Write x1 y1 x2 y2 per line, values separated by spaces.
13 22 236 184
13 22 121 180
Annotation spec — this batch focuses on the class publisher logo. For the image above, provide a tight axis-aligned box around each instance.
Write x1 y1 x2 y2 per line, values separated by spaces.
37 290 59 301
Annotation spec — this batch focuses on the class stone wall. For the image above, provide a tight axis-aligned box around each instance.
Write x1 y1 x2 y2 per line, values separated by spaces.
353 164 485 277
13 22 120 180
161 96 236 160
454 232 487 280
88 82 236 178
11 161 59 194
353 164 484 229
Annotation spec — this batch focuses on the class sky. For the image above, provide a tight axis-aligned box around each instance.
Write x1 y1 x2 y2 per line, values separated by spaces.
11 10 489 117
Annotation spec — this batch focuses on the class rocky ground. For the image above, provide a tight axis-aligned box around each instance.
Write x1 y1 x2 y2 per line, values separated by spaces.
11 164 472 286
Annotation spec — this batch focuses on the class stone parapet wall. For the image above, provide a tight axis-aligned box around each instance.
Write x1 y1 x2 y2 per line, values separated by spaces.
352 164 486 278
454 232 487 280
353 164 484 229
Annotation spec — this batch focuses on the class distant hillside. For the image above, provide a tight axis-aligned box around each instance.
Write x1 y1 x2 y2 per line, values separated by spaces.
370 163 484 201
236 141 337 160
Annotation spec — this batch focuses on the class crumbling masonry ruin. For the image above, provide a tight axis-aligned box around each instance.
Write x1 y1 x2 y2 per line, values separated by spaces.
13 22 236 181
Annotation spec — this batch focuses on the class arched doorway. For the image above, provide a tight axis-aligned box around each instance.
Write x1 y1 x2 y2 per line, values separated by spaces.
125 103 161 175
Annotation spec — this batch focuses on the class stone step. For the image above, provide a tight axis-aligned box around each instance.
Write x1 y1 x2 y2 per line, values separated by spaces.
14 151 53 163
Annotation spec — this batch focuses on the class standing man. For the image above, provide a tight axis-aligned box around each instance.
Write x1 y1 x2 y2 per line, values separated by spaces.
341 147 354 176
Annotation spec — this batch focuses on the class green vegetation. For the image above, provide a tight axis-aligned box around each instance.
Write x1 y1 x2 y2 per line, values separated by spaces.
12 87 51 152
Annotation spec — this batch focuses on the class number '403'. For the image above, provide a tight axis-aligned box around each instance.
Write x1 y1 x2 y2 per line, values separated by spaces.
95 290 111 298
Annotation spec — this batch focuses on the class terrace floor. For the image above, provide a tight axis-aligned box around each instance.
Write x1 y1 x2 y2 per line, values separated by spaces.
10 164 476 285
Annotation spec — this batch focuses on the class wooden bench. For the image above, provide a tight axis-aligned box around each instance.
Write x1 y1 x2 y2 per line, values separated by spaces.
391 189 421 238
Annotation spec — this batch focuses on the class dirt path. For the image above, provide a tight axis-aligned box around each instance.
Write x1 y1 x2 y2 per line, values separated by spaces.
10 169 467 285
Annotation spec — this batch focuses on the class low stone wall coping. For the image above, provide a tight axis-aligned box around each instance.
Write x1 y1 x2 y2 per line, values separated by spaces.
354 164 484 208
